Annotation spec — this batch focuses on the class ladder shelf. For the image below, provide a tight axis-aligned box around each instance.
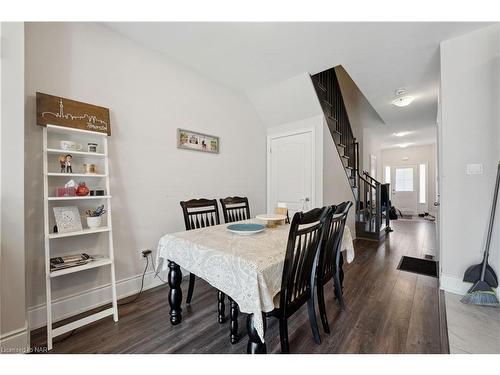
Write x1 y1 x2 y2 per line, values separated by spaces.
42 124 118 351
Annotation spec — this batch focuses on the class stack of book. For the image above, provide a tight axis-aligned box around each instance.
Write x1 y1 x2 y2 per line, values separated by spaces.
50 253 93 271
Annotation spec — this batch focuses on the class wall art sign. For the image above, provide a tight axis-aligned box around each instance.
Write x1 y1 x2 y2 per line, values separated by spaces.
177 128 220 154
36 92 111 135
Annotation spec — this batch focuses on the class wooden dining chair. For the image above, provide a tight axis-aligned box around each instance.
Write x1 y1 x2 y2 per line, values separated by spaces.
179 199 224 319
265 206 331 353
315 201 352 334
219 196 251 223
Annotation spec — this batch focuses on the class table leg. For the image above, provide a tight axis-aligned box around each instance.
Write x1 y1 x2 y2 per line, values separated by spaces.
168 260 182 325
218 290 226 323
334 252 345 299
339 252 345 289
229 297 239 344
246 313 267 354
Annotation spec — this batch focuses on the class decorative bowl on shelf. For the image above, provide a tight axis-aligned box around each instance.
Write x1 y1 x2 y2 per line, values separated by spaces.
87 216 102 229
75 182 90 196
255 214 287 228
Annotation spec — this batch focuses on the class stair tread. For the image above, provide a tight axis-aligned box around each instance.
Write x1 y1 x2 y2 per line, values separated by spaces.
322 100 333 107
328 115 338 122
334 129 342 135
342 155 349 159
337 143 346 148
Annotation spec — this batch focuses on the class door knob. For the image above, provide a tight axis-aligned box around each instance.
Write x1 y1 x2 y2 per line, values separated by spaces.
434 202 440 207
305 197 310 202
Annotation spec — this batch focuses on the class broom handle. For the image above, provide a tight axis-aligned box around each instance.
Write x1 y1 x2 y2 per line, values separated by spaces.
482 162 500 280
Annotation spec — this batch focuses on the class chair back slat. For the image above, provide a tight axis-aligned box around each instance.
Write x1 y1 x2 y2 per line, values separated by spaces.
180 198 220 231
318 201 352 283
279 207 330 309
219 196 251 223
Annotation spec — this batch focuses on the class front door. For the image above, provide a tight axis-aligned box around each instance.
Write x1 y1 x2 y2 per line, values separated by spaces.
391 165 418 215
268 131 314 216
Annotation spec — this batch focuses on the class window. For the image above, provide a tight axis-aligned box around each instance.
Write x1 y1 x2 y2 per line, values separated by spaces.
384 166 391 184
419 164 426 204
395 167 413 192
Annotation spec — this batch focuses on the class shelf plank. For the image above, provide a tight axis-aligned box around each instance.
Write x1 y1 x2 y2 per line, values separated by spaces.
52 308 115 337
46 148 106 157
47 195 111 201
48 227 111 239
50 258 112 278
46 173 107 177
47 124 108 137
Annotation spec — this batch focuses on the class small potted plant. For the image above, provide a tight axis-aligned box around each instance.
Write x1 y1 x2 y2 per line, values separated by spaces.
85 205 107 229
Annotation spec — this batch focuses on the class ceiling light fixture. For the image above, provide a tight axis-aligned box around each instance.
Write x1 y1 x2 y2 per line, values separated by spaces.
392 88 415 107
393 131 411 137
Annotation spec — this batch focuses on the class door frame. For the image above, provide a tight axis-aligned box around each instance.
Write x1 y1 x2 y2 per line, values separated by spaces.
266 127 316 213
389 163 419 215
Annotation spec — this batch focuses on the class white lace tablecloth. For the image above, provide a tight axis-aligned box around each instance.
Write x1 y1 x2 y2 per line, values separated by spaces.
156 219 354 342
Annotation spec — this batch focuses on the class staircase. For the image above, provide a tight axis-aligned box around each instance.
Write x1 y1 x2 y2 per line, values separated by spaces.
311 67 391 241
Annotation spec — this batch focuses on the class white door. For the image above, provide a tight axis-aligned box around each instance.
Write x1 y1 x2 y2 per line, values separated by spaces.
391 165 418 215
268 131 314 216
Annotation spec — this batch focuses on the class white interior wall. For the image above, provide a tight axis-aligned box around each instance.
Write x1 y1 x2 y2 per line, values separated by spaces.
24 22 267 329
381 144 437 214
0 22 28 350
439 24 500 296
247 73 322 128
336 66 384 180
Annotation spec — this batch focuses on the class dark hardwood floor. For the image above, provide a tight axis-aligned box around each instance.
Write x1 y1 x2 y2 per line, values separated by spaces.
31 219 444 354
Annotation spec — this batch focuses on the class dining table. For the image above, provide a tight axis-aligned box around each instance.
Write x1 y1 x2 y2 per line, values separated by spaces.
155 217 354 354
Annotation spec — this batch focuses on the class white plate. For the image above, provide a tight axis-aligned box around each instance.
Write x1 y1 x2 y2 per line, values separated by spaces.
227 223 266 235
255 214 287 221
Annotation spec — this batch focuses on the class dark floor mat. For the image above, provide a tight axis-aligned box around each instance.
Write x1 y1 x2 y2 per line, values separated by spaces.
397 256 438 277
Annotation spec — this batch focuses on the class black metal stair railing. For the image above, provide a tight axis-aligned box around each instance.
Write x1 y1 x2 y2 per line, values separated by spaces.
311 66 391 237
312 68 357 189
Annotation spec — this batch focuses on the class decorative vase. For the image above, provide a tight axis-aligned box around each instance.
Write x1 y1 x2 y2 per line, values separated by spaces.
87 216 102 229
76 182 90 196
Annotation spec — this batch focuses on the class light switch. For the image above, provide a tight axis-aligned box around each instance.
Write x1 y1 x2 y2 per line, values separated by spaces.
466 163 483 175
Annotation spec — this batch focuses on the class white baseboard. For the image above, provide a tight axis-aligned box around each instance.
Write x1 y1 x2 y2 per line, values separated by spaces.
0 325 29 353
440 273 499 297
440 274 469 295
28 269 168 331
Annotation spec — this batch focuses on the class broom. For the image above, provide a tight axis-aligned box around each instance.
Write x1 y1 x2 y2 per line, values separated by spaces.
461 162 500 306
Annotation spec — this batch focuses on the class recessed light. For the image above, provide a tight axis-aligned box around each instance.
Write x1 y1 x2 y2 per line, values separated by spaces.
392 88 415 107
393 131 410 137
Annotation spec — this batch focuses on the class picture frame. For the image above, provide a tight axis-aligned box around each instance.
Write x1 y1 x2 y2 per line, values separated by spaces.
53 206 83 233
177 128 220 154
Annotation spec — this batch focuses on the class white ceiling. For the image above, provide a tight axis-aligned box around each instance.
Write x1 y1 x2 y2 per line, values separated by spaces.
103 22 491 148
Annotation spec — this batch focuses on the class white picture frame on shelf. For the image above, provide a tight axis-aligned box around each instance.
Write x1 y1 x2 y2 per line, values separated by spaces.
53 206 83 233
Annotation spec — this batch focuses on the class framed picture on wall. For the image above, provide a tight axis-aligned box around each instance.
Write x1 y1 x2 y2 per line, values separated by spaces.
177 128 220 154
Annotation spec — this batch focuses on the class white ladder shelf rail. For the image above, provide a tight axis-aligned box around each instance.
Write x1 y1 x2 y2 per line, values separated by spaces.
42 124 118 351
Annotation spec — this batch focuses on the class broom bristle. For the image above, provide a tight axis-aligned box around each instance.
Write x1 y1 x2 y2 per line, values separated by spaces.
461 280 500 306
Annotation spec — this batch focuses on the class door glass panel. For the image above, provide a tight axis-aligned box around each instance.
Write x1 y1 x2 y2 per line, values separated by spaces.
395 168 414 192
